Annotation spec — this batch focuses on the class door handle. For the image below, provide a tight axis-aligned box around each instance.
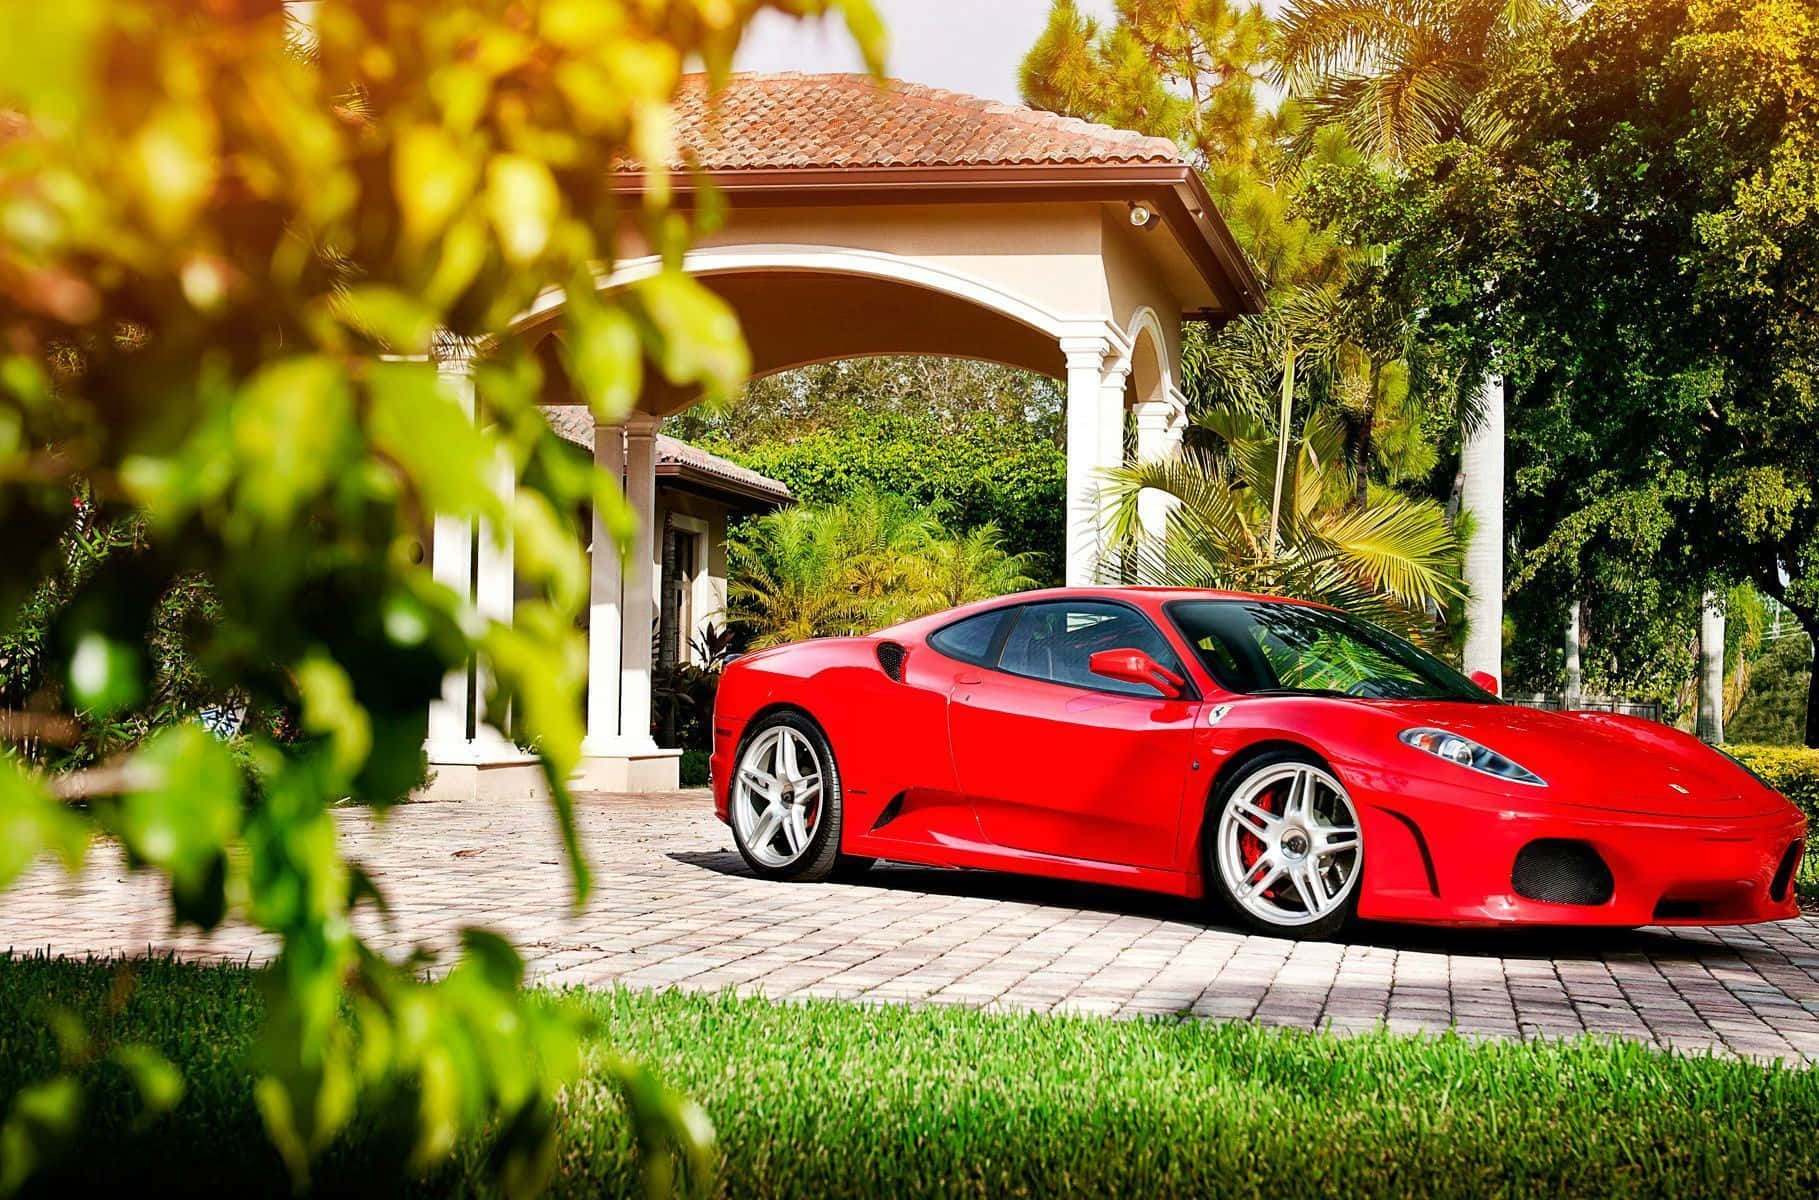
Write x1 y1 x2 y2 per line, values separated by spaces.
955 672 984 685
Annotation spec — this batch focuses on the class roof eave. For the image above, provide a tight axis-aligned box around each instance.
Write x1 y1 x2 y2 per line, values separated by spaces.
656 461 792 510
615 162 1265 317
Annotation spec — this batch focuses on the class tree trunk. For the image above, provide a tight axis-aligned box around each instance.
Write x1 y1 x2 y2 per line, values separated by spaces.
1354 364 1378 511
1268 340 1295 554
1806 632 1818 749
1696 591 1725 745
1564 600 1583 710
1461 373 1505 685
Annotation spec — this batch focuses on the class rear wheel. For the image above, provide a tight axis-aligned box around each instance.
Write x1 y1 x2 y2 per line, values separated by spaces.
1206 749 1363 940
729 712 850 881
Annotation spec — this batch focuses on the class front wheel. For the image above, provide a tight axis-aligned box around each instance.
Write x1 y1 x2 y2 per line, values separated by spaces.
1205 750 1364 940
729 711 849 881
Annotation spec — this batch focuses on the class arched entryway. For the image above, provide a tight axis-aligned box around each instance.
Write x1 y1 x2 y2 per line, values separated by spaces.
423 73 1261 797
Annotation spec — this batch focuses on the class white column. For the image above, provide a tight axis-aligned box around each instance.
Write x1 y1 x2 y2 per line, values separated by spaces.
470 407 518 752
1133 396 1182 542
582 421 626 755
425 337 477 759
617 415 660 750
1697 591 1726 745
1061 337 1109 587
1461 372 1505 685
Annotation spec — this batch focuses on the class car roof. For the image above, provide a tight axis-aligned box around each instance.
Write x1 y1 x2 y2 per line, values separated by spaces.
875 586 1324 637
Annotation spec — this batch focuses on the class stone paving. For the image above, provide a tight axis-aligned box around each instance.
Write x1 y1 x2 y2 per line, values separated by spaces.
4 791 1818 1064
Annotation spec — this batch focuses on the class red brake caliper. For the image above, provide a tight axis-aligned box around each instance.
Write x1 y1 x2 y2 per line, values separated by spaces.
1239 780 1285 894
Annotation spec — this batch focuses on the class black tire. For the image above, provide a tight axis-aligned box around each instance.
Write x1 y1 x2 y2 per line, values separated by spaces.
728 710 849 882
1203 747 1363 941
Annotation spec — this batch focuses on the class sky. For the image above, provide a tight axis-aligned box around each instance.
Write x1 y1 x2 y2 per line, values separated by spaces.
734 0 1120 105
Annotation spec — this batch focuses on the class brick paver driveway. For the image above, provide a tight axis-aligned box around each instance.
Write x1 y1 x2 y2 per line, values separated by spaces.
6 791 1817 1063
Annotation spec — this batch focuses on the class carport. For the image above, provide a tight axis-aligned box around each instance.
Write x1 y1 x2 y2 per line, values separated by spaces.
424 72 1262 798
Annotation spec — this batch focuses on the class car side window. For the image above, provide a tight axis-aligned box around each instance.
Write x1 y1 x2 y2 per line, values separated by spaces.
996 601 1184 698
927 608 1014 666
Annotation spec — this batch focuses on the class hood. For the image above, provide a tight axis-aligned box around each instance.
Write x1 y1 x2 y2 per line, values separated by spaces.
1357 701 1784 818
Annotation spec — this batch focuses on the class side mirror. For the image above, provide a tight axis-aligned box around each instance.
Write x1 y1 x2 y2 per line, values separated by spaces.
1088 648 1187 699
1469 670 1501 698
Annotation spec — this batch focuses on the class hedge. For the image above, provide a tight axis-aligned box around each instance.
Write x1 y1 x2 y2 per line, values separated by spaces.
1728 744 1818 893
1728 744 1819 822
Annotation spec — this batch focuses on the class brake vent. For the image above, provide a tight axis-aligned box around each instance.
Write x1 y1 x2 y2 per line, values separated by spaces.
1511 839 1615 906
875 640 908 682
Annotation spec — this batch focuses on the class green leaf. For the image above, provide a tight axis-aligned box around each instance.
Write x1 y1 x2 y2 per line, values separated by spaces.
486 154 561 264
230 357 356 536
563 291 644 424
0 759 87 891
0 1075 81 1196
394 124 481 247
631 271 750 406
111 1043 185 1128
117 724 243 904
294 654 373 788
368 361 502 524
64 629 143 717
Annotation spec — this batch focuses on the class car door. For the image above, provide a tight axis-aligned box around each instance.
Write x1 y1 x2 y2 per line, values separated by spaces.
946 599 1202 871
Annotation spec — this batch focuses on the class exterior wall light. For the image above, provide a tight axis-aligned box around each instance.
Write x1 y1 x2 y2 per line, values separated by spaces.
1128 201 1157 229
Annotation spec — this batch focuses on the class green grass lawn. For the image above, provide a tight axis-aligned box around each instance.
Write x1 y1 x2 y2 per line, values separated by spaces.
3 952 1818 1198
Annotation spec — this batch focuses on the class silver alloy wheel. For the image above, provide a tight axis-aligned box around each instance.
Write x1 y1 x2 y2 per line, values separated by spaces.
731 725 825 869
1215 762 1363 928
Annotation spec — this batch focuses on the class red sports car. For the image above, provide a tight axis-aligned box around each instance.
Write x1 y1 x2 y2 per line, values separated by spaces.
710 588 1806 939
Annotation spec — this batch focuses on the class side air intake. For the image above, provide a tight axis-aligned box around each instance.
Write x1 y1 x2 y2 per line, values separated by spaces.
876 640 908 682
1770 840 1804 903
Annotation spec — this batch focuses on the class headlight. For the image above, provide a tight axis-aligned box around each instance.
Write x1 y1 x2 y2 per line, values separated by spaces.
1400 727 1546 787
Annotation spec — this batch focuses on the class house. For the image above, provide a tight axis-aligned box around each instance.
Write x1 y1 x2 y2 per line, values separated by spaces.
541 405 790 672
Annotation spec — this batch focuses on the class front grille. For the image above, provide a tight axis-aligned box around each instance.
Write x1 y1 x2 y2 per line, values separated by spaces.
1770 840 1804 902
876 640 908 681
1511 839 1615 906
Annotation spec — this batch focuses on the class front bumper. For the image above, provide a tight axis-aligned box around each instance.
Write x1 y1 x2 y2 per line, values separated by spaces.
1343 764 1807 927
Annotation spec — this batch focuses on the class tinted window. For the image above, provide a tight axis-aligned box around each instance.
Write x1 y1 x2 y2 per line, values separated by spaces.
1166 600 1493 702
927 608 1012 665
998 601 1184 698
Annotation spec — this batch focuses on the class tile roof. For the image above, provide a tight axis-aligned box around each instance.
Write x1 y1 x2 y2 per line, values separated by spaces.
647 73 1184 171
540 406 791 507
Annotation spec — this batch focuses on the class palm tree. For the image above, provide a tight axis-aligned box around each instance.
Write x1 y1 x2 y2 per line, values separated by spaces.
1275 0 1563 160
729 494 1038 647
914 524 1040 610
1100 410 1463 642
1274 0 1566 683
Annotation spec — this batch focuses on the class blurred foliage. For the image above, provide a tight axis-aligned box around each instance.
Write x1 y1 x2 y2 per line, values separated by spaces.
0 0 881 1193
728 493 1038 648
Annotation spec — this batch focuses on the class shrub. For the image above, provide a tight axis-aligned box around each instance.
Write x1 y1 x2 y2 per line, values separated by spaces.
678 749 711 788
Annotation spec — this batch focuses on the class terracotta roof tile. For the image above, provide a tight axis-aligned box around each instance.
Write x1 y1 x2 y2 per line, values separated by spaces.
639 73 1183 172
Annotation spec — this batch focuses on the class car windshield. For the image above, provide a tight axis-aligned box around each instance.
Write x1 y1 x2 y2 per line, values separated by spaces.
1164 600 1495 703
